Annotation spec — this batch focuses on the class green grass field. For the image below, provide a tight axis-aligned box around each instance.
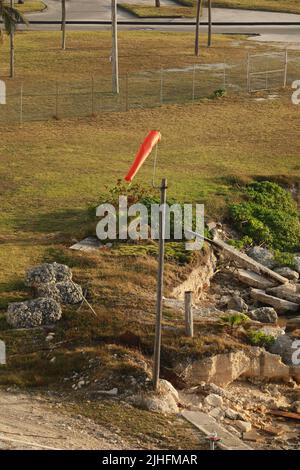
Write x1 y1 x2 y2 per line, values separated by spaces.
119 3 196 18
176 0 300 15
1 31 289 124
0 31 299 303
120 0 300 18
0 30 300 445
6 1 46 13
0 31 265 81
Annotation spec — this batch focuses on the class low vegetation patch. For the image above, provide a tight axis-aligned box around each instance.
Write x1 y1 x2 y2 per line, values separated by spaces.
119 4 196 18
229 181 300 252
221 312 250 328
175 0 300 15
247 330 276 348
12 1 46 13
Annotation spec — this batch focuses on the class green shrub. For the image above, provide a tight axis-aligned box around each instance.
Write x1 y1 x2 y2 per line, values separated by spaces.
221 312 250 328
247 330 275 348
229 181 300 252
212 88 226 99
228 235 253 250
92 182 206 264
273 250 296 269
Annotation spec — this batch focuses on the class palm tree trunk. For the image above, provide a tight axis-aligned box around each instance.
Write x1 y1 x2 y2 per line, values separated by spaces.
10 0 14 78
61 0 66 50
208 0 212 47
155 0 161 7
195 0 202 57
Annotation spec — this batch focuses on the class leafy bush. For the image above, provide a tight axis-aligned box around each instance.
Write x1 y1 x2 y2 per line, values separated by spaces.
92 181 205 264
247 330 275 348
229 181 300 252
212 88 226 99
221 312 250 328
273 250 296 269
228 235 253 250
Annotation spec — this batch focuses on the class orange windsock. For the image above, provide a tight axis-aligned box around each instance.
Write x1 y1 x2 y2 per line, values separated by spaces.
125 130 161 182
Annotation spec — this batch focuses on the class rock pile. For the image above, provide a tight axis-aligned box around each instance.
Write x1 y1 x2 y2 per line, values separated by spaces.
6 262 83 328
7 298 62 329
180 380 300 449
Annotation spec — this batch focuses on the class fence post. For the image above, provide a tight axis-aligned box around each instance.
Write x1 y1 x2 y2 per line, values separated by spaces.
20 83 23 126
55 82 59 119
283 50 288 88
223 62 226 90
160 68 163 105
91 76 95 115
192 64 196 102
125 73 129 111
184 291 193 337
246 53 251 92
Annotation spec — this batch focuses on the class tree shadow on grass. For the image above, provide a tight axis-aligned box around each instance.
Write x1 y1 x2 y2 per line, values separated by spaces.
15 207 96 238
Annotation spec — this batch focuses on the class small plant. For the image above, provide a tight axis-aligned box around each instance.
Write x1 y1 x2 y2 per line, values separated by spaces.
221 312 250 328
247 330 275 348
212 88 226 98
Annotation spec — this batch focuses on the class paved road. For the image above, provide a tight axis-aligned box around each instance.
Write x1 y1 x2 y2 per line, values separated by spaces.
22 0 300 44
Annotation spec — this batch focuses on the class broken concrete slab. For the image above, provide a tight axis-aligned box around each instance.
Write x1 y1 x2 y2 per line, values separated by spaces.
70 237 102 252
250 289 299 314
274 267 299 281
185 231 288 285
266 284 300 305
182 410 252 450
207 238 288 285
242 349 290 382
178 348 292 388
236 269 276 290
177 351 251 388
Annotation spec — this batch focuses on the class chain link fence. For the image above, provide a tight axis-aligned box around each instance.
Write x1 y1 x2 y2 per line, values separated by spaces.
0 50 299 124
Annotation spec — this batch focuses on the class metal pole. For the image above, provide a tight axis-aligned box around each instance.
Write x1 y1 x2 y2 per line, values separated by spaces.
10 0 15 79
55 82 59 119
125 72 129 111
61 0 66 50
153 178 167 391
192 64 196 101
246 53 250 92
111 0 119 94
160 68 163 105
207 0 212 47
20 82 23 126
91 76 95 115
195 0 201 56
283 50 288 88
184 291 193 337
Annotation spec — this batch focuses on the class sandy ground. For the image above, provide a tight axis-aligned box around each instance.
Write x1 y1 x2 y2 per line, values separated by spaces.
0 390 130 450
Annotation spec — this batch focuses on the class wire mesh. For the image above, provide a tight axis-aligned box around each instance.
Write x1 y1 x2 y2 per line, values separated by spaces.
0 50 299 124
